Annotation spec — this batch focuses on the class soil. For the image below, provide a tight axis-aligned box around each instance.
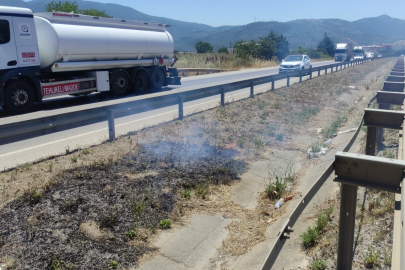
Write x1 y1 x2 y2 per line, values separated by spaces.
0 58 396 270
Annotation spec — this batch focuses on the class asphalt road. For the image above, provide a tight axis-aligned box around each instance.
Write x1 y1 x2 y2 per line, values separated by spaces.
0 60 335 170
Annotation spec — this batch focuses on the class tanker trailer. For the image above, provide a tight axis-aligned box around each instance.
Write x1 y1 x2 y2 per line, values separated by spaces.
0 6 181 113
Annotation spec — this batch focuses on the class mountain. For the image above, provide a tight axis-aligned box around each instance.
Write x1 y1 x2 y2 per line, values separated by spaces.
3 0 405 51
3 0 236 51
202 16 405 50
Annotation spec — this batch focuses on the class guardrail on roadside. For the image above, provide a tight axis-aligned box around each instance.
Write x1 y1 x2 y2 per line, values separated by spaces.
0 59 367 145
260 57 402 270
176 68 226 76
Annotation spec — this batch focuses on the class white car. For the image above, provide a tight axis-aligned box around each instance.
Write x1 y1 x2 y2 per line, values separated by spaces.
279 55 312 73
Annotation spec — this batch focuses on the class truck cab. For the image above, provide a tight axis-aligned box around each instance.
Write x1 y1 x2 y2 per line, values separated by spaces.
0 6 41 113
335 43 353 62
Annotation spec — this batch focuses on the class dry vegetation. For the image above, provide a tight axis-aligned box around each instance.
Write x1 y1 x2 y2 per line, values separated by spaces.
173 53 333 71
0 58 395 269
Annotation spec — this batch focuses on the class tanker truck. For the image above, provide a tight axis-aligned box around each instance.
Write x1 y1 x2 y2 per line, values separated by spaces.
0 6 181 113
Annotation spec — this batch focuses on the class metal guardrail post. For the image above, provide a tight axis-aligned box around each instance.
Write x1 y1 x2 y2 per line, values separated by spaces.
337 183 358 270
336 65 338 72
107 109 115 141
377 104 390 149
299 70 302 83
271 77 275 91
250 81 254 98
331 65 334 73
336 126 376 269
325 66 328 74
220 87 225 106
318 67 321 76
287 74 290 87
309 67 312 79
178 95 184 120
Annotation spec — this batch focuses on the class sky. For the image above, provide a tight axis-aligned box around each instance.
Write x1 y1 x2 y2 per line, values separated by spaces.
25 0 405 27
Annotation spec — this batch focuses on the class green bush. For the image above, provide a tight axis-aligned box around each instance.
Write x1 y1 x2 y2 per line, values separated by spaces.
218 46 228 53
311 259 326 270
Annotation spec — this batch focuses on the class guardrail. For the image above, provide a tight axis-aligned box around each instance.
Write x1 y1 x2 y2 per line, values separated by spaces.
260 57 402 269
176 68 226 76
0 59 368 145
333 56 405 270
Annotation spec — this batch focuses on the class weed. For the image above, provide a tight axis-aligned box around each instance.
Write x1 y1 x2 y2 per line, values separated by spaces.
60 198 81 213
366 85 370 90
70 156 77 163
159 219 171 229
301 226 320 247
125 229 137 239
265 176 287 200
311 259 326 270
132 200 146 216
276 133 284 141
180 189 191 199
195 185 208 199
99 211 117 229
271 102 280 109
310 142 322 153
50 256 72 270
108 260 118 269
364 245 379 268
324 115 345 138
23 188 42 204
65 146 70 155
82 149 90 155
254 138 265 148
316 214 328 233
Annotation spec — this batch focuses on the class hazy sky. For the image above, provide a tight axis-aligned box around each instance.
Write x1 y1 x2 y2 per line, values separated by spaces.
25 0 405 27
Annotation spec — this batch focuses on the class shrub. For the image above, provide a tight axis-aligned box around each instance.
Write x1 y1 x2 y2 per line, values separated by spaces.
159 219 171 229
311 259 326 270
218 46 228 53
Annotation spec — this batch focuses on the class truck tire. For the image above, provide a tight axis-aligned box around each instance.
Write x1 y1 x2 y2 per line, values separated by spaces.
134 70 149 93
4 80 34 113
150 68 165 90
110 70 130 95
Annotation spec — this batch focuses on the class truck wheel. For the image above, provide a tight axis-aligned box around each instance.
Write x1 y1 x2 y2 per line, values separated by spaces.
4 80 34 113
134 70 149 93
150 68 165 90
110 70 130 95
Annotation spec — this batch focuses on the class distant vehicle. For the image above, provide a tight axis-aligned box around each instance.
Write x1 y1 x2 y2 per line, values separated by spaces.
353 46 366 60
366 52 375 59
377 54 382 58
279 55 311 73
335 43 354 61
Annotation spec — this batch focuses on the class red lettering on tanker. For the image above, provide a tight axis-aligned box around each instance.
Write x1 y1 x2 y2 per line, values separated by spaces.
22 52 35 58
53 13 73 17
42 82 79 96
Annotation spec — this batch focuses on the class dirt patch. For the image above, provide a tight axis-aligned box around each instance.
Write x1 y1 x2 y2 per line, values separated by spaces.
0 59 396 269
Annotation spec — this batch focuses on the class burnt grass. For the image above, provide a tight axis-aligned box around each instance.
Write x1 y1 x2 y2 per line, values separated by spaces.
0 141 246 269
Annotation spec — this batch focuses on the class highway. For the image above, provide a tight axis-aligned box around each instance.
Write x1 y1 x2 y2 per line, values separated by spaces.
0 60 335 170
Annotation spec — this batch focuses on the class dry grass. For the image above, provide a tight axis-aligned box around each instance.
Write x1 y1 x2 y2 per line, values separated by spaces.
173 52 279 70
0 58 396 269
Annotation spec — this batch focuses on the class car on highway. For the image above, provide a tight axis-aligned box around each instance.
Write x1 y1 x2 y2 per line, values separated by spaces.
279 55 312 73
377 54 382 58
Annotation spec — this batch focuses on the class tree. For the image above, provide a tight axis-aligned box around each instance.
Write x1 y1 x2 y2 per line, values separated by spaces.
234 40 260 59
46 1 111 18
218 46 228 54
46 1 78 13
317 33 335 57
194 41 213 53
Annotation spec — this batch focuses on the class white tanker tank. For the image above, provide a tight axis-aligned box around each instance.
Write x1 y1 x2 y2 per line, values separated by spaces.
33 12 175 70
